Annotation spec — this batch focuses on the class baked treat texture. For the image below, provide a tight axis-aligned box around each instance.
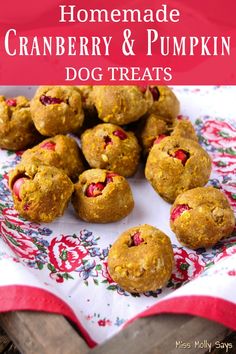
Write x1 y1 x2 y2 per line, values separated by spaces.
0 95 41 150
145 136 212 203
72 169 134 223
81 123 141 177
30 86 84 136
108 224 174 293
170 186 235 249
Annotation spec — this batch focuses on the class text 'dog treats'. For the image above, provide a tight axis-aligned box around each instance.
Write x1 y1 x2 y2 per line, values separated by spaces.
108 224 174 293
72 169 134 223
170 187 235 249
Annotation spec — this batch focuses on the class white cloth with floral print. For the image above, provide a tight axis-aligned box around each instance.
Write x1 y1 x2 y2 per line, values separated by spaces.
0 86 235 345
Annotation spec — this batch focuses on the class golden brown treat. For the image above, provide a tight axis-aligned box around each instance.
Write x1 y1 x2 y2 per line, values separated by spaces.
149 86 180 123
108 224 174 293
77 86 96 116
72 169 134 223
145 136 212 203
21 135 84 181
171 118 198 142
137 114 168 156
30 86 84 136
92 86 153 125
76 86 101 137
138 115 198 156
0 95 41 150
170 187 235 249
9 164 74 223
81 123 141 177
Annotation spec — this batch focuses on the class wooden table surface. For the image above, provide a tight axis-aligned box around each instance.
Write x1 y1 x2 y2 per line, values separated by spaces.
0 312 235 354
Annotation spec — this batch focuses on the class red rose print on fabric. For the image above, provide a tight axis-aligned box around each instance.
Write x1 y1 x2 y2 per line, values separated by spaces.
172 248 206 283
201 120 236 149
49 235 88 272
0 217 39 260
101 262 114 284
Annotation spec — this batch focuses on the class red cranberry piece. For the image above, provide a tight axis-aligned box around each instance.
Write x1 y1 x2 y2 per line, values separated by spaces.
23 203 30 211
105 172 118 184
12 177 29 201
40 95 63 106
40 141 56 151
177 115 183 120
6 98 17 107
171 204 191 222
139 85 148 93
113 130 127 140
130 232 144 246
86 182 105 197
104 135 113 148
154 134 167 145
150 87 160 101
173 149 190 166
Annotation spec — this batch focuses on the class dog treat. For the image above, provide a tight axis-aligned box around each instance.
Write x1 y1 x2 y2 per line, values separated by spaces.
72 169 134 223
92 86 153 125
30 86 84 136
0 95 41 150
138 114 197 156
145 136 211 203
81 123 141 177
170 186 235 249
148 86 180 123
108 224 174 293
21 135 84 181
9 164 74 223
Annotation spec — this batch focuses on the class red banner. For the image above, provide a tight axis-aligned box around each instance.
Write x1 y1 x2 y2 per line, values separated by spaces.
0 0 235 84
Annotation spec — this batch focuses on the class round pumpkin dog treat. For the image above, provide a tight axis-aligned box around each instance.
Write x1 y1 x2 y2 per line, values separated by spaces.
9 164 74 223
138 114 197 156
81 123 141 177
72 169 134 223
148 86 180 123
170 187 235 249
30 86 84 136
92 86 153 125
108 224 174 293
0 95 41 150
21 135 84 181
145 136 211 203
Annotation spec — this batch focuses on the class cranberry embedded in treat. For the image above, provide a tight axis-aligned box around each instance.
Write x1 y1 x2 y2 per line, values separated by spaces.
40 95 63 106
12 177 29 201
86 182 105 197
177 115 183 120
131 232 144 246
104 135 113 148
6 98 17 107
138 85 147 93
171 204 191 222
23 204 30 211
150 87 160 101
154 134 167 145
105 172 118 184
40 141 56 151
113 130 127 140
173 149 190 166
